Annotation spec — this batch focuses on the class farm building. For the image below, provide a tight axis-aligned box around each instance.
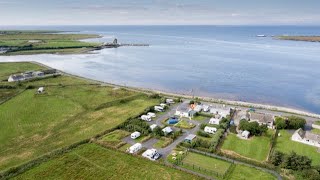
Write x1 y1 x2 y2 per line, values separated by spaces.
204 126 217 134
292 128 320 148
131 132 141 139
242 130 250 139
128 143 142 154
209 118 221 125
184 134 197 143
249 112 274 129
162 127 173 135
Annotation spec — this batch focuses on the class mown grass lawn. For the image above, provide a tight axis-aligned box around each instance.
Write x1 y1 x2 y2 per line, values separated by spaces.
226 164 276 180
221 131 274 161
182 152 231 177
0 81 159 171
13 144 201 180
174 120 195 129
100 130 130 147
275 130 320 165
153 137 173 148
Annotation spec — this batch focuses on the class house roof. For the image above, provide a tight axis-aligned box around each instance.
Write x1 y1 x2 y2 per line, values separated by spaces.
10 74 24 80
185 134 196 141
162 127 173 133
295 128 320 142
250 112 274 123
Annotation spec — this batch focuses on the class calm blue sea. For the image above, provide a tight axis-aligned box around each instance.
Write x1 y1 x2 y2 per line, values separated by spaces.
1 25 320 113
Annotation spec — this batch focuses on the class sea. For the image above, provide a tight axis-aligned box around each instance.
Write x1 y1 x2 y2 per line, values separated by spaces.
0 25 320 113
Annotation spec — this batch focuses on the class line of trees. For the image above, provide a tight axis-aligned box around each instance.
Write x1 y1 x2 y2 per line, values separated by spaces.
274 116 306 129
238 120 268 136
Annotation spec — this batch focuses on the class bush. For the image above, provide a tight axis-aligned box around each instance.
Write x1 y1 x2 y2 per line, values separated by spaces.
270 151 284 166
275 116 306 130
197 130 210 137
229 125 237 134
281 151 311 171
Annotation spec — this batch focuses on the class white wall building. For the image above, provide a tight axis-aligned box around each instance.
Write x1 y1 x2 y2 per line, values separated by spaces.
292 128 320 148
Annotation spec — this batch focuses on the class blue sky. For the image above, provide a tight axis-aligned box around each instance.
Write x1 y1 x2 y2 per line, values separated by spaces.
0 0 319 25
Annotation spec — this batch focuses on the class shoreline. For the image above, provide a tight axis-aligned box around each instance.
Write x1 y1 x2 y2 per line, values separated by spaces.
27 61 320 119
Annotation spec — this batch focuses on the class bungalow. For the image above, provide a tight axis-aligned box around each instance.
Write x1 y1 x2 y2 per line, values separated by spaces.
131 131 141 139
292 128 320 148
249 112 274 129
184 134 197 143
175 106 191 118
204 126 217 134
242 130 250 139
37 87 44 94
162 127 173 135
150 124 158 131
166 99 175 104
8 74 25 82
128 143 142 154
193 105 203 112
210 108 230 118
209 117 221 125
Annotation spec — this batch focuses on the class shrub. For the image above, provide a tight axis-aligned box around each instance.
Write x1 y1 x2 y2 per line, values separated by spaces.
197 130 210 137
238 120 268 136
275 116 306 130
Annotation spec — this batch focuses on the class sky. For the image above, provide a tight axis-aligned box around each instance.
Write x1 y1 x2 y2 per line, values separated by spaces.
0 0 319 25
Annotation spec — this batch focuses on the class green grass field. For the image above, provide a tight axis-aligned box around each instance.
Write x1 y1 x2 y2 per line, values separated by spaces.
275 130 320 165
0 31 101 55
153 137 173 148
13 144 201 180
174 120 196 129
0 62 45 80
100 130 131 147
227 164 275 180
221 131 274 161
182 152 231 177
0 62 159 171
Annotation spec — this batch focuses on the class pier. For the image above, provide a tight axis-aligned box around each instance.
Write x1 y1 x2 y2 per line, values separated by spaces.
100 38 149 48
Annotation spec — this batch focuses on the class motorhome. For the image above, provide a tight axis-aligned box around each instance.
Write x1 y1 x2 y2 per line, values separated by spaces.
128 143 142 154
131 131 141 139
204 126 217 134
141 115 152 121
154 106 164 112
142 149 161 160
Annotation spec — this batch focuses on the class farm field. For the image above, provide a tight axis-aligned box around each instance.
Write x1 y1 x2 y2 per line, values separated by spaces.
221 131 274 161
226 164 276 180
0 31 101 55
181 152 231 178
0 62 159 171
275 130 320 165
12 144 201 180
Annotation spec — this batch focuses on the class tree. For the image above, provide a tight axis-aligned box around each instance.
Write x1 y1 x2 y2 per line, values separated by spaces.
270 151 284 166
282 151 311 170
275 117 287 129
287 116 306 129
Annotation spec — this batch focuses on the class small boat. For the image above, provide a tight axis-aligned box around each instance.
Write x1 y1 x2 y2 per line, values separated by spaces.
256 35 267 37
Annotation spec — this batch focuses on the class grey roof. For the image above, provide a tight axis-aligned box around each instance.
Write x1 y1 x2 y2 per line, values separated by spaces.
296 128 320 142
185 134 196 141
10 74 24 80
250 112 274 123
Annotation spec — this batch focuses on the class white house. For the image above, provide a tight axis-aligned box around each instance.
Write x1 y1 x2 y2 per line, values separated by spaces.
142 149 161 160
141 115 151 122
242 130 250 139
147 112 156 118
210 108 230 118
292 128 320 148
154 106 164 112
175 105 191 118
209 118 221 125
150 124 158 131
204 126 217 134
128 143 142 154
166 99 175 104
162 127 173 135
37 87 44 94
131 131 141 139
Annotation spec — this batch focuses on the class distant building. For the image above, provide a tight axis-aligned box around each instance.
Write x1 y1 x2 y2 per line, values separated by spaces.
33 71 45 77
292 128 320 148
209 118 221 125
113 38 118 44
8 74 25 82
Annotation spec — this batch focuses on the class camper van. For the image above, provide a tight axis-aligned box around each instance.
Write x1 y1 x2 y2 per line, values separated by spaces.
131 131 141 139
204 126 217 134
147 112 156 118
128 143 142 154
154 106 164 112
142 149 161 160
141 115 151 121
